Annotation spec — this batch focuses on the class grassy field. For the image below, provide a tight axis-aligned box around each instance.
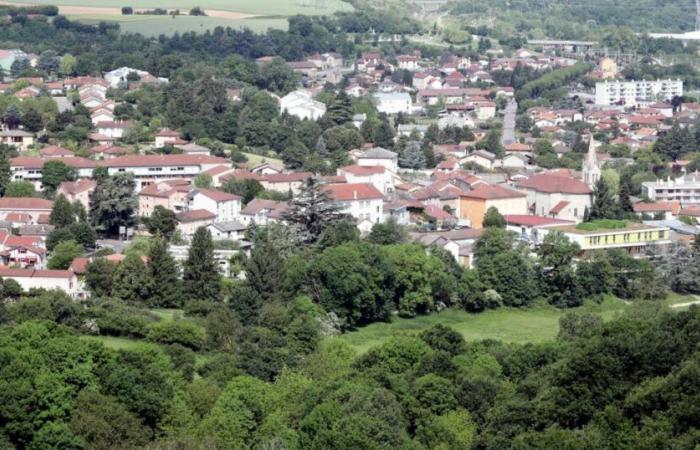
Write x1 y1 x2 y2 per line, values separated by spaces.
82 334 154 351
242 151 284 169
5 0 351 34
67 14 289 35
333 297 645 354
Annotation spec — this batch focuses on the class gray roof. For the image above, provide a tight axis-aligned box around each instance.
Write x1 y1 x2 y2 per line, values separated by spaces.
209 220 246 232
360 147 397 159
53 97 74 113
175 143 210 154
19 224 55 236
0 129 32 137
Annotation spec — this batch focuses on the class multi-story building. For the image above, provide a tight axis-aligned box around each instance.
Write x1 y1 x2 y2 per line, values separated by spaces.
57 179 97 211
459 184 528 228
642 174 700 206
595 79 683 106
516 173 592 223
543 221 671 256
323 183 384 229
105 155 229 190
373 92 413 114
187 188 241 222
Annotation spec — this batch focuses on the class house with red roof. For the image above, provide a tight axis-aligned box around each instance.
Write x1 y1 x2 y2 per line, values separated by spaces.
0 197 53 224
504 215 574 245
259 172 313 194
57 179 97 211
0 268 81 297
188 188 241 222
633 201 681 220
176 209 217 236
516 173 592 222
240 199 289 226
459 184 528 228
40 145 73 158
323 183 384 231
138 179 192 217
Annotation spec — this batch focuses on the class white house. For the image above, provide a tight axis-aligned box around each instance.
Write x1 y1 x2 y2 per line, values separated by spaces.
337 165 394 194
356 147 399 172
0 268 81 298
0 130 34 151
207 221 246 241
373 92 413 114
95 120 132 139
187 188 241 222
280 90 326 121
176 209 216 237
323 183 384 227
239 199 288 226
595 79 683 106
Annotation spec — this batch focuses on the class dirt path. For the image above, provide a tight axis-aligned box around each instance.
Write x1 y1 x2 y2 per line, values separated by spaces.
670 299 700 308
0 1 258 19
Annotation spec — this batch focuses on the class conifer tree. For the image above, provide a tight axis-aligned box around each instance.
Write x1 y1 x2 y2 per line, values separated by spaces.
399 141 427 169
183 227 220 302
589 177 618 220
49 195 76 228
282 177 346 243
111 253 153 303
148 234 181 307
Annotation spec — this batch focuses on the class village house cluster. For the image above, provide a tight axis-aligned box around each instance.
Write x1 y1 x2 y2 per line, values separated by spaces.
0 42 697 297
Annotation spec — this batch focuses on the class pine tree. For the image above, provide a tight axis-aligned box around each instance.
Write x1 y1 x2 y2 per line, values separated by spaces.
111 253 153 303
49 195 76 228
0 149 11 197
325 92 353 125
315 135 328 156
373 118 395 149
183 227 221 302
589 177 618 220
282 177 347 244
148 234 181 307
398 141 427 169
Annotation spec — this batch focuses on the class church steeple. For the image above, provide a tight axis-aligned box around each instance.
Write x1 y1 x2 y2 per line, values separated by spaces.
582 136 601 188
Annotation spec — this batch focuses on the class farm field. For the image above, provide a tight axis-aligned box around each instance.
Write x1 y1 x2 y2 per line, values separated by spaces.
71 14 289 34
2 0 352 33
331 295 694 354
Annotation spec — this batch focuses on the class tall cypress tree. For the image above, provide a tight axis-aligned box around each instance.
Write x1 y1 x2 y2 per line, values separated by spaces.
183 227 220 302
589 177 618 220
148 234 181 307
49 195 76 228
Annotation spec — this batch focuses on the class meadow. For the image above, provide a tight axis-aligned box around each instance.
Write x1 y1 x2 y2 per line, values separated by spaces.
3 0 352 34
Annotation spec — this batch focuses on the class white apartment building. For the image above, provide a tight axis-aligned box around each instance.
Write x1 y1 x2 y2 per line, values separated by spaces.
188 188 241 222
105 155 229 190
642 174 700 206
373 92 413 114
595 79 683 106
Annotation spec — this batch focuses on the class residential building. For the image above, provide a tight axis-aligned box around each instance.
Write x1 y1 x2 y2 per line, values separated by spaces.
207 221 246 241
543 221 671 256
323 183 384 228
0 130 34 150
259 172 312 194
337 165 394 194
373 92 413 114
176 209 216 236
0 268 81 297
504 214 574 245
57 179 97 211
516 173 592 222
138 180 192 216
154 128 182 148
459 184 528 228
633 201 681 220
280 90 326 120
642 173 700 205
239 199 288 225
0 197 53 223
104 154 229 190
187 188 242 222
356 147 399 172
595 79 683 106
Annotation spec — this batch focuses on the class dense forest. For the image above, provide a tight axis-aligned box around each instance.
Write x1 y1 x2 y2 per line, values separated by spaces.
448 0 697 38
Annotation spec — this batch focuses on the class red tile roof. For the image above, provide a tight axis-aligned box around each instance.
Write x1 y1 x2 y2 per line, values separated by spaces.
460 184 526 200
0 197 53 210
105 154 227 168
633 201 681 215
323 183 383 201
40 145 73 157
177 209 216 222
549 200 570 215
58 179 96 195
338 165 385 176
0 268 74 279
262 172 313 183
516 174 592 195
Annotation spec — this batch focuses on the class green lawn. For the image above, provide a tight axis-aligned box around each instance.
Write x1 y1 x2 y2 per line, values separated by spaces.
332 297 629 354
242 152 284 169
69 14 289 35
150 308 183 321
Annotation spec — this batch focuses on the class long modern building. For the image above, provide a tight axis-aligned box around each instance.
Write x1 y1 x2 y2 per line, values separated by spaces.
595 79 682 106
642 174 700 206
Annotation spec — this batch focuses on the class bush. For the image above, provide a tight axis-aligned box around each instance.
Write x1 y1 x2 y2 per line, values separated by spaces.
90 299 156 338
121 6 133 14
147 320 205 350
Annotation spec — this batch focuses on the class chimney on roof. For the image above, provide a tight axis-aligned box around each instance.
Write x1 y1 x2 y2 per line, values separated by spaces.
353 190 357 200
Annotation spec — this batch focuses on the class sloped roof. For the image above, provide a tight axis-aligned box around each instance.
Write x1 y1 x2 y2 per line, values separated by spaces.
460 183 525 200
516 174 592 195
323 183 383 201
